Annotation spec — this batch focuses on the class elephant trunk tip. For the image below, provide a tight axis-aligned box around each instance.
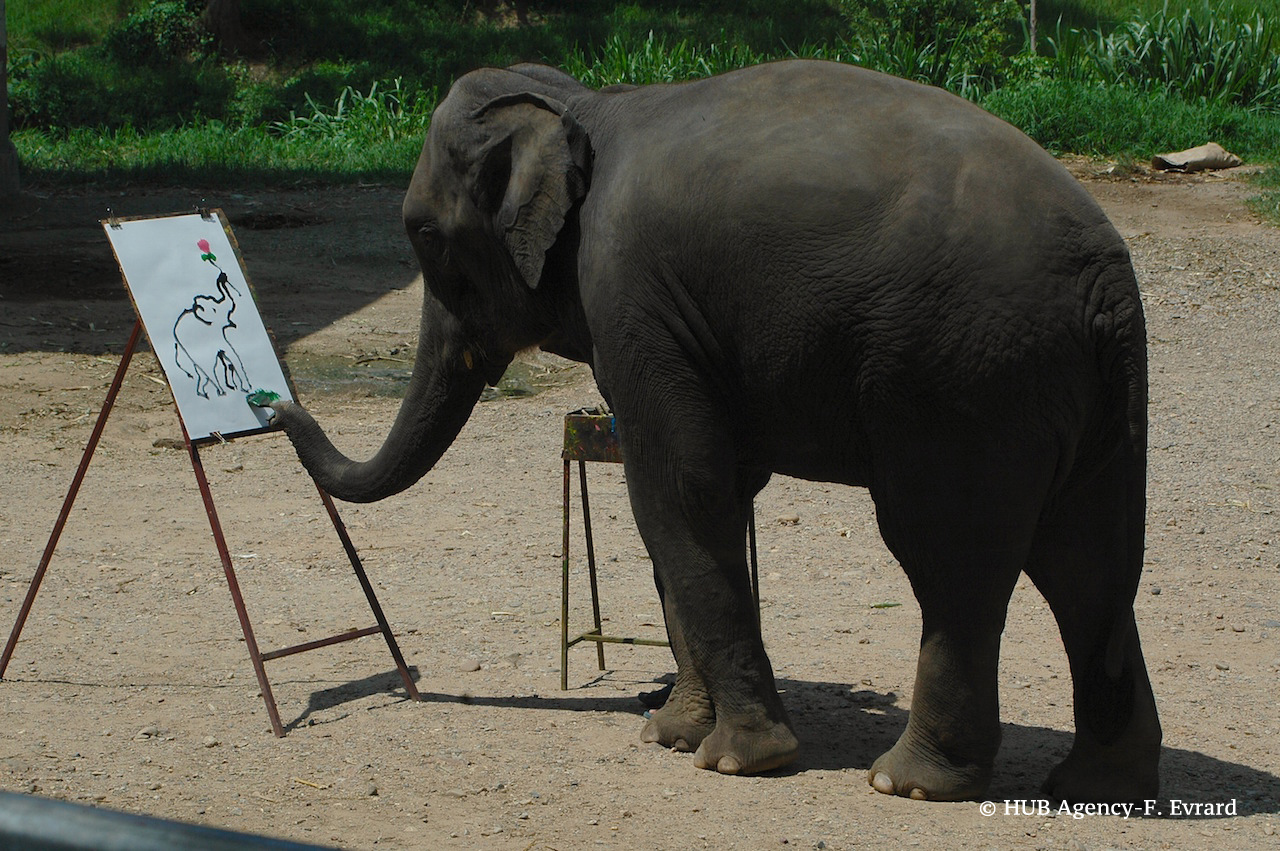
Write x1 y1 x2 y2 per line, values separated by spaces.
247 388 282 412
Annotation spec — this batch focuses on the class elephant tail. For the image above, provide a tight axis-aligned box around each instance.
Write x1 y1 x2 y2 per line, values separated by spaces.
1091 260 1149 611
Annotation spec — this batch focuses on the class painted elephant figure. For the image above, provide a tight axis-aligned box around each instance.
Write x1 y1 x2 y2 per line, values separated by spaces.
260 60 1160 803
173 271 252 398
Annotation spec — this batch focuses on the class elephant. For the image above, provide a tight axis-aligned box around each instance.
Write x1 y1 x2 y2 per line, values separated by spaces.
173 270 252 399
254 59 1161 803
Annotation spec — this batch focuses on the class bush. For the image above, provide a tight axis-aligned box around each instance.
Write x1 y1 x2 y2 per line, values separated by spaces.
9 0 235 132
103 0 211 66
9 46 236 132
839 0 1023 91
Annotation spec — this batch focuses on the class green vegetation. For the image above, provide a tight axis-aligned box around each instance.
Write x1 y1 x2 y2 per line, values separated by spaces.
6 0 1280 209
7 0 145 53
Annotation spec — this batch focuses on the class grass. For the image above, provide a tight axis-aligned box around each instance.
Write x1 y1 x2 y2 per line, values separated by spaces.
1045 3 1280 109
7 0 1280 210
1248 167 1280 222
14 122 425 187
980 78 1280 156
7 0 144 53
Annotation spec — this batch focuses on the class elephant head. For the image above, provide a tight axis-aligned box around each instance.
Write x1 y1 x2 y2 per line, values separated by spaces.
263 67 592 502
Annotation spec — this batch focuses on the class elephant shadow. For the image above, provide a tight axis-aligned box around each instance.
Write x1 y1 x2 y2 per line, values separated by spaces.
322 674 1278 817
779 678 1279 817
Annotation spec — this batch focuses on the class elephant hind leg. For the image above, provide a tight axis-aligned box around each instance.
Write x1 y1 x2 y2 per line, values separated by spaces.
1025 448 1161 803
868 445 1052 801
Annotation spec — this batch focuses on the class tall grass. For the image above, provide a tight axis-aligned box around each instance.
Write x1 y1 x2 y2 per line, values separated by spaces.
563 32 766 87
1049 4 1280 110
269 79 435 146
14 121 424 187
980 79 1280 156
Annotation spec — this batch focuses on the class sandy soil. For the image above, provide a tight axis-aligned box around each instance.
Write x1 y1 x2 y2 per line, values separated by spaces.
0 160 1277 849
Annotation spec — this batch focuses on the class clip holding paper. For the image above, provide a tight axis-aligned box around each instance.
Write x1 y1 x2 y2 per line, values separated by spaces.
198 201 213 221
106 208 122 230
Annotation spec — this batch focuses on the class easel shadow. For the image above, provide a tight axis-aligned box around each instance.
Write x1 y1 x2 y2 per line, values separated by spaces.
285 666 423 733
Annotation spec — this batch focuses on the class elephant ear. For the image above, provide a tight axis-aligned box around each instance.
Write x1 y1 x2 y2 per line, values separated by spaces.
471 92 591 290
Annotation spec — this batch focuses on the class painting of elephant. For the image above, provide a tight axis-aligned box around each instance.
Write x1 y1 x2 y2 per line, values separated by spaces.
173 270 252 399
254 60 1160 803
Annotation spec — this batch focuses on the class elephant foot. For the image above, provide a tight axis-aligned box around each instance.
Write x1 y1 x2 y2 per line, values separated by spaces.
868 731 993 802
640 683 715 752
1041 734 1161 804
692 716 798 775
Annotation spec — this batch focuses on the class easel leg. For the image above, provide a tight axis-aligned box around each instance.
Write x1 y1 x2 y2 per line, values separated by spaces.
578 461 606 672
561 459 571 691
182 431 286 737
749 511 760 618
1 320 143 680
315 485 421 702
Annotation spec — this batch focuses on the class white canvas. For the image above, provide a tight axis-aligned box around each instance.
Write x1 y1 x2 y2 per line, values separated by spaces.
104 211 294 441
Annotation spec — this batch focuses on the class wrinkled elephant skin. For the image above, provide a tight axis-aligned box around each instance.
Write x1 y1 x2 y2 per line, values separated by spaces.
263 61 1160 803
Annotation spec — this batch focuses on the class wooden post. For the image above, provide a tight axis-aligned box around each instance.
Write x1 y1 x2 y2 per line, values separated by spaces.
1029 0 1038 54
1 0 21 196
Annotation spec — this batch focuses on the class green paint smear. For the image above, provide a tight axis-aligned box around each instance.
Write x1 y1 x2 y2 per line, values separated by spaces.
246 389 280 407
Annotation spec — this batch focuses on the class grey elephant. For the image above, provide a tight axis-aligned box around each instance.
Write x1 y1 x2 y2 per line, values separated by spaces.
256 60 1160 803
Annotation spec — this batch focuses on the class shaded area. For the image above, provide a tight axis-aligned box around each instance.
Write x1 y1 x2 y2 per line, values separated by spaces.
287 354 566 400
10 0 849 137
0 183 416 357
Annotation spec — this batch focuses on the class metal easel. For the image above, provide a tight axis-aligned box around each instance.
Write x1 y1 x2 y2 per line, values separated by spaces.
0 213 421 736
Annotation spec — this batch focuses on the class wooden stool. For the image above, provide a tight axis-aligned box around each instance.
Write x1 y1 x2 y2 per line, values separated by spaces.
560 408 758 689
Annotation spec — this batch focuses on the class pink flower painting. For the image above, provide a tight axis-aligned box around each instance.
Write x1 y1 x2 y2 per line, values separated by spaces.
198 238 217 264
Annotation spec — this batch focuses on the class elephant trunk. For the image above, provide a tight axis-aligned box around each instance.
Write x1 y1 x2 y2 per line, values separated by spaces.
269 294 491 503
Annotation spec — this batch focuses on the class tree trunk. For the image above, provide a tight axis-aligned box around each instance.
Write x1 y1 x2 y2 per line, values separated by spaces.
1 0 21 196
201 0 248 53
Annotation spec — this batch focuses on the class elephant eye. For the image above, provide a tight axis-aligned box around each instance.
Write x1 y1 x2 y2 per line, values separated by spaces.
415 224 450 266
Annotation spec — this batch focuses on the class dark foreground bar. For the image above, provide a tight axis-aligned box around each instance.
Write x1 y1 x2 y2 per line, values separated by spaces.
0 792 336 851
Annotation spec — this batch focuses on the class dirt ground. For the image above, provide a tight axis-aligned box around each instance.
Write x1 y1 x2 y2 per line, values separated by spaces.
0 159 1277 849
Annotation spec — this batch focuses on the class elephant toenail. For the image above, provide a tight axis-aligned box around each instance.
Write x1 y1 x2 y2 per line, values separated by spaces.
909 787 928 801
871 772 895 794
717 755 742 774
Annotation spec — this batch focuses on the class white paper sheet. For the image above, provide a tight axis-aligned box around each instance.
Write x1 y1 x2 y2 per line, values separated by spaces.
104 211 293 441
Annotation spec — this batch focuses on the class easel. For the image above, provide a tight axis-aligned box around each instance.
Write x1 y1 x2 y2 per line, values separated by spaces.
0 212 421 736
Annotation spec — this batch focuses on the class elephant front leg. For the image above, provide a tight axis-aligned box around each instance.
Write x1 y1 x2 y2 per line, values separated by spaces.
640 594 716 752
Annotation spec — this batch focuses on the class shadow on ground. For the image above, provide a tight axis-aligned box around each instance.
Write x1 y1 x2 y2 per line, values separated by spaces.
299 671 1279 816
